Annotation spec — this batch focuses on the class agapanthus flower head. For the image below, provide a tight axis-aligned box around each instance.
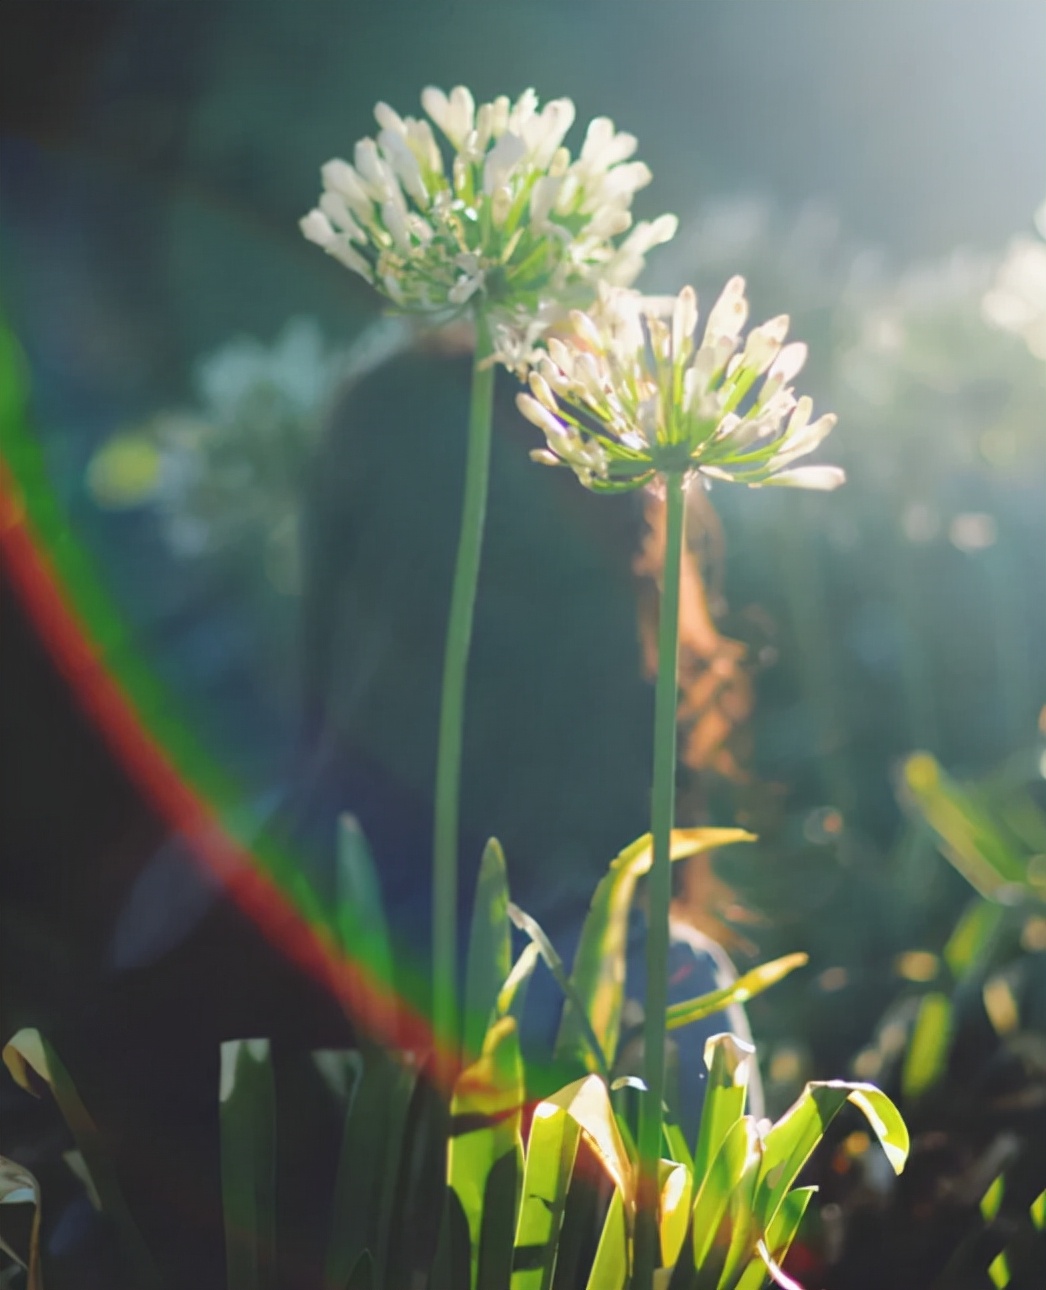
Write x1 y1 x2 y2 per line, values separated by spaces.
300 86 677 353
516 278 844 493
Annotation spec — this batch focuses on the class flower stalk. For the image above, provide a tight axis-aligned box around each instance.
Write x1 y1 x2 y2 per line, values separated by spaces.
432 312 496 1081
634 471 687 1290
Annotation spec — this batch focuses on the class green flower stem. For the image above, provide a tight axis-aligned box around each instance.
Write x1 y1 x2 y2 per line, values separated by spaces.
432 311 495 1085
634 471 687 1290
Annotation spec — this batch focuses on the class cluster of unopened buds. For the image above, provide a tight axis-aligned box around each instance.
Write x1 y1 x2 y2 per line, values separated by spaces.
301 86 676 342
516 279 844 493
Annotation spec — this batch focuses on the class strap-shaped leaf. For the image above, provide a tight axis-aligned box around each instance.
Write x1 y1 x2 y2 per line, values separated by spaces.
431 1187 472 1290
943 898 1004 979
2 1029 161 1288
691 1116 760 1281
512 1104 581 1290
220 1038 277 1290
509 903 611 1080
541 1076 635 1211
901 754 1026 898
345 1251 374 1290
0 1156 42 1290
323 1048 419 1289
659 1159 693 1270
449 1016 525 1288
901 991 952 1099
756 1081 908 1232
336 815 397 1043
733 1186 816 1290
465 839 513 1060
556 830 755 1073
719 1130 766 1289
692 1034 757 1182
583 1189 628 1290
666 955 808 1031
497 943 542 1025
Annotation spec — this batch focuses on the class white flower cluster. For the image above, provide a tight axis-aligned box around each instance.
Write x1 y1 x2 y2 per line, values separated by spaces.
516 278 843 493
301 86 676 354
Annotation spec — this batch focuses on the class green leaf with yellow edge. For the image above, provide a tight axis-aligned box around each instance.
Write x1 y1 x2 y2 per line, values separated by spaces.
0 1155 42 1290
756 1082 908 1233
901 991 953 1099
465 839 513 1061
511 1104 580 1290
2 1029 161 1289
692 1034 758 1183
666 955 808 1032
691 1116 761 1282
902 754 1026 899
448 1016 525 1289
542 1075 635 1210
219 1039 277 1290
556 830 755 1074
583 1189 628 1290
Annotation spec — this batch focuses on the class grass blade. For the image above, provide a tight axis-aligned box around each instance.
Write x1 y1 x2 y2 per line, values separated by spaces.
666 955 807 1031
465 838 512 1060
512 1106 581 1290
336 815 397 1044
219 1039 277 1290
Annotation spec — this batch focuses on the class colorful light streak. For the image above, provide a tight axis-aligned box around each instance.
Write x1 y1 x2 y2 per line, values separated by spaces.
0 320 457 1085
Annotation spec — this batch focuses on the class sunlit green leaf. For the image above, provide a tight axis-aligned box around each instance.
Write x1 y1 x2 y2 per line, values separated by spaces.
512 1104 580 1290
692 1034 757 1183
219 1038 277 1290
556 830 755 1074
542 1076 635 1209
943 899 1004 980
719 1131 765 1288
449 1016 525 1288
902 754 1026 899
981 1173 1005 1223
659 1159 692 1270
901 991 952 1099
691 1116 760 1281
734 1187 815 1290
757 1081 908 1232
465 839 513 1060
583 1189 628 1290
666 954 808 1032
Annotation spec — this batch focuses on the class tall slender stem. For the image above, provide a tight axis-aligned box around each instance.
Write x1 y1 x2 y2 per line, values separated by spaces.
634 472 687 1290
432 312 496 1087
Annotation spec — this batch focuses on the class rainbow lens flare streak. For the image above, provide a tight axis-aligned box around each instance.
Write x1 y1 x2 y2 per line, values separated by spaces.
0 322 459 1088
